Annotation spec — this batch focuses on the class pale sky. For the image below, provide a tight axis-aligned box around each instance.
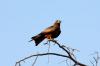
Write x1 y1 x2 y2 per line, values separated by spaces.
0 0 100 66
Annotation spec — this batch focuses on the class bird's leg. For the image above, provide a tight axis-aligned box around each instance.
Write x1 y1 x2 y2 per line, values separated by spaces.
44 35 51 45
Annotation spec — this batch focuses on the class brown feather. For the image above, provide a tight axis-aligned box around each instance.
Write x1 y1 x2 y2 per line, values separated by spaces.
31 33 45 46
30 20 61 46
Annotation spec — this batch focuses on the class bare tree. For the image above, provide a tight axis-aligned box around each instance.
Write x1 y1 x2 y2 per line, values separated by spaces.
15 40 99 66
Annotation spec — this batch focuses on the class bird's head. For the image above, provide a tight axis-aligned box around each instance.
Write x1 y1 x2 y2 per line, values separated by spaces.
55 20 61 24
54 20 61 26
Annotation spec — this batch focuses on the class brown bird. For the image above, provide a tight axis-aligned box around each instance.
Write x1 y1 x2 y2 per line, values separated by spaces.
30 20 61 46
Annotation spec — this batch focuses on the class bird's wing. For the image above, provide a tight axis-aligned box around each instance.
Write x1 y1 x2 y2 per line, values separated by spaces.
42 26 55 33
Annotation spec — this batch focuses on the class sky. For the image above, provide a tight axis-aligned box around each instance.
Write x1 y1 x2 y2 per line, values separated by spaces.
0 0 100 66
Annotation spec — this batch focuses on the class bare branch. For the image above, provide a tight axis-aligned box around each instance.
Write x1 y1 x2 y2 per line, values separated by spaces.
90 60 95 66
49 40 86 66
90 51 100 66
15 53 69 66
15 40 87 66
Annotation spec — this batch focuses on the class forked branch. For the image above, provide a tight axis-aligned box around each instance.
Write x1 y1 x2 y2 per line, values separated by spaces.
50 40 86 66
15 40 86 66
15 53 69 66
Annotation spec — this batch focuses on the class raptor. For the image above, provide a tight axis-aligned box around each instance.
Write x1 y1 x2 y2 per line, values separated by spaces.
30 20 61 46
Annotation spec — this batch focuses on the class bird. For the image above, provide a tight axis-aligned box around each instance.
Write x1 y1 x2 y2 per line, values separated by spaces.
30 20 61 46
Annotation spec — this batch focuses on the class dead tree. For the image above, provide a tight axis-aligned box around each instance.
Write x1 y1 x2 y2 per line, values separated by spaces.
15 40 99 66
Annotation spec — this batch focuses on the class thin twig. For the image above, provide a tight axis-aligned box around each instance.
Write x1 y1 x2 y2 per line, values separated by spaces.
90 52 100 66
66 59 70 66
32 56 38 66
90 60 95 66
47 41 50 63
49 40 86 66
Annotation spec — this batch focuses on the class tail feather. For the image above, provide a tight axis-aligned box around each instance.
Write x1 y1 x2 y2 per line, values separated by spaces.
31 33 45 46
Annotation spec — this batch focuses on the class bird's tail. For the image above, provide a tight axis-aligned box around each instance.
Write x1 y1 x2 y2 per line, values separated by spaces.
30 33 45 46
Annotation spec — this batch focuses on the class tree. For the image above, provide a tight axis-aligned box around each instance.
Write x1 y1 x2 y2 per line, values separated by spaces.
15 40 99 66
